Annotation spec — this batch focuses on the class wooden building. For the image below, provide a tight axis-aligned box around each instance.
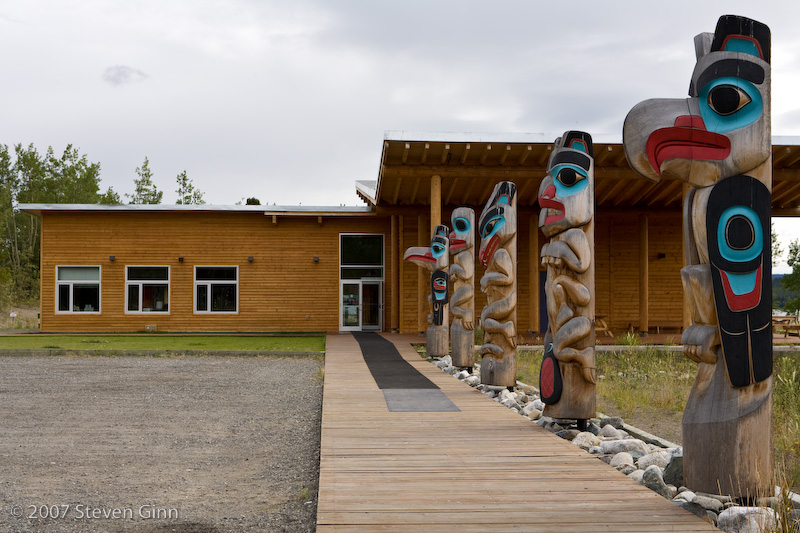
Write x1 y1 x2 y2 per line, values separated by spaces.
21 132 800 335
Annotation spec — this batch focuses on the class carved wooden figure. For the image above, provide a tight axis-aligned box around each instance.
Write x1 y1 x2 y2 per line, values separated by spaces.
404 224 450 356
449 207 476 369
478 182 517 387
537 131 596 422
623 15 772 498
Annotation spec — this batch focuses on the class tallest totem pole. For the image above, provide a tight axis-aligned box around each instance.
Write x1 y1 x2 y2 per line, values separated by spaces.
623 15 773 498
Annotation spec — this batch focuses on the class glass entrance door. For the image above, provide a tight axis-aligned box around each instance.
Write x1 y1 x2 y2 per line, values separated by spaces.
340 281 383 331
361 281 382 330
340 282 361 331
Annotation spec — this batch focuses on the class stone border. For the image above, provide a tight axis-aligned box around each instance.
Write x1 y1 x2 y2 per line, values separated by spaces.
0 349 324 358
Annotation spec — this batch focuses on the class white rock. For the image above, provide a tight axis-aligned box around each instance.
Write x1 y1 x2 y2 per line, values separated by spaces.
435 356 452 368
465 375 480 387
498 389 515 402
572 432 601 450
599 425 623 439
609 452 634 468
717 506 777 533
532 399 545 411
600 438 650 458
454 370 470 380
588 446 602 454
628 469 645 484
637 450 671 470
693 495 723 513
500 398 519 409
673 490 696 503
521 403 541 418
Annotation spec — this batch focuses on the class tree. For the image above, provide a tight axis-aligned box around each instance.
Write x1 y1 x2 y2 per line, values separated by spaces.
98 186 122 205
782 238 800 313
175 171 205 205
0 143 105 305
126 157 162 205
772 222 782 267
245 197 261 205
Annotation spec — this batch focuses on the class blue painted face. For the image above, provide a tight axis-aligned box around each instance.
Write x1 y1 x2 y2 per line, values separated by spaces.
551 163 589 197
453 216 470 235
431 240 447 258
699 76 763 134
716 205 763 295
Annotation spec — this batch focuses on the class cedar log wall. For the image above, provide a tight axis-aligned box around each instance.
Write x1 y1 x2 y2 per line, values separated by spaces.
40 211 391 332
40 208 683 334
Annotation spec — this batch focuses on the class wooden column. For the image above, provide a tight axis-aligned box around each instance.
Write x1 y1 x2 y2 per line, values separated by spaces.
398 215 404 333
430 174 442 233
390 215 399 332
417 212 428 334
639 214 649 334
528 214 539 335
681 185 691 330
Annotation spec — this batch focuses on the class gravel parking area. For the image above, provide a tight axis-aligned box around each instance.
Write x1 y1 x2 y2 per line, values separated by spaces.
0 355 323 532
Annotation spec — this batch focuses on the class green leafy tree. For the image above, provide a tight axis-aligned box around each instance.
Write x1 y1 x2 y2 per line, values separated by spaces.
772 222 782 267
0 143 105 305
98 186 122 204
782 239 800 314
175 171 205 205
126 157 163 205
245 197 261 205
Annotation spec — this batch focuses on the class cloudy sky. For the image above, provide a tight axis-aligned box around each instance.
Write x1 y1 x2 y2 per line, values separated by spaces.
3 1 800 269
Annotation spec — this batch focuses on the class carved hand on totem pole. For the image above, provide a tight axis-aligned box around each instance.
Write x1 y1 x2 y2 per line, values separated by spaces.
537 131 596 419
449 208 476 368
622 14 772 498
478 182 517 387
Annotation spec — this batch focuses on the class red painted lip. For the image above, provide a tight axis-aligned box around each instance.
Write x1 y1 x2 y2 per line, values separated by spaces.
480 235 500 268
449 237 467 252
405 253 435 264
645 115 731 175
538 184 564 225
719 266 762 311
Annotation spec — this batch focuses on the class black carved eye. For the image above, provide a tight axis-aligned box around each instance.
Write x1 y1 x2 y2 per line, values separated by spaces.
708 85 752 116
726 215 755 250
556 168 579 186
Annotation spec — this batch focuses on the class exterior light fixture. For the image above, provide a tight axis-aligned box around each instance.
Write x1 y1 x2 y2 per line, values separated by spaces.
178 257 184 263
313 256 319 263
248 256 254 262
109 256 115 262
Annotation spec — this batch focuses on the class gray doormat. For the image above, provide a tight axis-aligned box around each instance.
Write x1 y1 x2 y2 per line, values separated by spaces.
382 388 460 412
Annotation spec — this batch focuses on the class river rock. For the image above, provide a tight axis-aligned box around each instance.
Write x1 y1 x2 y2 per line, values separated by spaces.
637 450 671 470
435 356 452 369
674 500 709 520
455 370 470 380
628 469 645 484
532 399 545 411
618 465 638 475
465 375 480 387
642 465 673 499
572 431 601 450
555 429 581 441
600 438 650 458
663 450 683 486
599 424 623 439
717 506 777 533
673 490 696 503
521 403 541 419
599 416 624 429
694 495 724 513
609 452 634 468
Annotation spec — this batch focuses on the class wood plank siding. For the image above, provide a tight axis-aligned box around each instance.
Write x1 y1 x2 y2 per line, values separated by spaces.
36 205 684 334
40 211 391 332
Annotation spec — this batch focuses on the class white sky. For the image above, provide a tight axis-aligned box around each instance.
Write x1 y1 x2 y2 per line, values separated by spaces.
3 1 800 270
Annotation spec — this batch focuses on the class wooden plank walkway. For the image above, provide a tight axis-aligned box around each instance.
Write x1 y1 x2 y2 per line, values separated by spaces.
317 333 715 532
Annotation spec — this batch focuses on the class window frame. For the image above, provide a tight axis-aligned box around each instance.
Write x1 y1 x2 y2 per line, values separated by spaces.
339 233 385 281
125 265 171 314
55 265 102 314
193 265 239 314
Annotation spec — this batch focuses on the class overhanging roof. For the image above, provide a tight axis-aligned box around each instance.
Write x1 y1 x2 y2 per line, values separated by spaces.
370 131 800 213
19 203 374 217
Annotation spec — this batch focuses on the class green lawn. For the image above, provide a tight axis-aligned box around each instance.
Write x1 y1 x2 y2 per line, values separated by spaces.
0 335 325 353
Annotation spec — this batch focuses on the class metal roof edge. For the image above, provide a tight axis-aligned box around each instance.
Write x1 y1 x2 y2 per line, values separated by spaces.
18 203 375 216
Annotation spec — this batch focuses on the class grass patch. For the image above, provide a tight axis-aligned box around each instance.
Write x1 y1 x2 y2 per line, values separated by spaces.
774 355 800 490
0 335 325 353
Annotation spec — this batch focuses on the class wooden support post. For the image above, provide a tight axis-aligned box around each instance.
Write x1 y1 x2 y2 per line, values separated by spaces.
417 212 428 334
529 213 539 336
390 215 399 332
681 185 691 330
430 174 442 233
639 214 649 334
398 215 404 333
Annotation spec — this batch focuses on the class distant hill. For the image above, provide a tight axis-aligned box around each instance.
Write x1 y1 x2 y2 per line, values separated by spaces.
773 273 800 311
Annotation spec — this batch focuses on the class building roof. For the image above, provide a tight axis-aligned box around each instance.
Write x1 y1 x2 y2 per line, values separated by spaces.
369 131 800 213
19 203 374 217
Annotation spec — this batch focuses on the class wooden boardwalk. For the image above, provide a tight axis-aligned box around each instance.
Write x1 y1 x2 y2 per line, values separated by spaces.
317 333 715 532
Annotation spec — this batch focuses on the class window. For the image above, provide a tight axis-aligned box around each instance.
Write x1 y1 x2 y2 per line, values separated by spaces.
126 266 169 313
56 266 100 313
194 266 238 313
340 234 384 280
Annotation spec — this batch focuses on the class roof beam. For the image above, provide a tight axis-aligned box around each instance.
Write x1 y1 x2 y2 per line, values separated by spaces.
499 145 511 165
409 176 421 204
460 177 477 205
440 144 450 165
597 179 629 205
421 143 430 165
460 144 471 164
479 144 491 165
391 178 402 205
401 143 410 164
518 145 532 165
444 177 459 205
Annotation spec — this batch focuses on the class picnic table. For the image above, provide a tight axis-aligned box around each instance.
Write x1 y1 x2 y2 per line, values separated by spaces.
773 315 800 337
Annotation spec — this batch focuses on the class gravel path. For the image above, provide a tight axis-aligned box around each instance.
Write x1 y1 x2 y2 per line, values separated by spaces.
0 355 323 532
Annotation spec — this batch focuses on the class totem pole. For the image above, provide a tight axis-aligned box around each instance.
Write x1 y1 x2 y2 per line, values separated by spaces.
537 131 596 422
404 225 450 356
623 15 772 498
449 207 476 369
478 182 517 387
